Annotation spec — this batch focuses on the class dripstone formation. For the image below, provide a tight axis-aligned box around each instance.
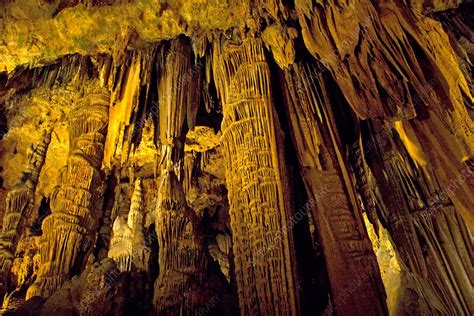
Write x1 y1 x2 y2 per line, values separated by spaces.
0 0 472 315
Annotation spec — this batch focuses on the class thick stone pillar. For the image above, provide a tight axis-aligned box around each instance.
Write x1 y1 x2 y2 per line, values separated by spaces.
27 89 109 299
212 37 300 315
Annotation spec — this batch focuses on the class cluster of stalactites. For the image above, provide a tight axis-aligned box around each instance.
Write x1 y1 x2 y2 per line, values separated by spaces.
293 0 474 230
108 178 150 272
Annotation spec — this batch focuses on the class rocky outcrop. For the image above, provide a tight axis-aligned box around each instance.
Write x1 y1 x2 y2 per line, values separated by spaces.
26 88 110 299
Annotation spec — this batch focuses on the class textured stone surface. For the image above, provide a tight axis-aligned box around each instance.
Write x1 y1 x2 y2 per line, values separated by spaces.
0 1 472 315
27 87 110 299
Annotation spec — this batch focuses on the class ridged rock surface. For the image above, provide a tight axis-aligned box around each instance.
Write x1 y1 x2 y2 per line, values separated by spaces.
0 1 472 315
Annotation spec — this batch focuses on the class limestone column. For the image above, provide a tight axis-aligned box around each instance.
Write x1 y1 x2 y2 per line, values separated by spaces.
212 36 300 315
26 89 109 299
152 36 214 314
279 61 388 315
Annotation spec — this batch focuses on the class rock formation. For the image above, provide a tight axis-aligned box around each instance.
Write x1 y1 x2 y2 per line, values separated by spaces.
0 128 51 296
0 1 472 315
153 170 213 315
279 60 388 315
26 89 110 299
108 178 150 272
213 36 300 315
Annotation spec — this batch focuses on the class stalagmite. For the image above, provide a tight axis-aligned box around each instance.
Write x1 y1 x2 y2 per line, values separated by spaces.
212 36 300 315
26 88 110 299
108 178 150 272
0 129 51 294
279 61 388 315
153 170 212 314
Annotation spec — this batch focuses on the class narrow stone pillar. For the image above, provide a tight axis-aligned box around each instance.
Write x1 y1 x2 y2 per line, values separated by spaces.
0 129 51 295
152 36 214 314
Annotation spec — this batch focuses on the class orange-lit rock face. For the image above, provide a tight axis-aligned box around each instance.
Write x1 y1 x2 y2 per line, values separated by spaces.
0 1 472 315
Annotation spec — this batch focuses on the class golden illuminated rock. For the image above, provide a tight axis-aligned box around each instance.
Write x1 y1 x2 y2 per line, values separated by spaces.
0 128 51 296
0 1 472 315
213 36 300 315
26 88 110 299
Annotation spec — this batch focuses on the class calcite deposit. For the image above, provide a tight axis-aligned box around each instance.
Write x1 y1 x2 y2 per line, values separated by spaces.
0 0 472 315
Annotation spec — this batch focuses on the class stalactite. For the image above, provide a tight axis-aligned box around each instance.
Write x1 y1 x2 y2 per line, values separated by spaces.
26 88 110 299
279 60 388 315
296 0 474 235
157 36 191 130
0 128 51 295
208 233 232 282
103 52 142 167
157 35 193 174
354 120 474 314
153 170 212 315
212 36 300 316
108 178 150 272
